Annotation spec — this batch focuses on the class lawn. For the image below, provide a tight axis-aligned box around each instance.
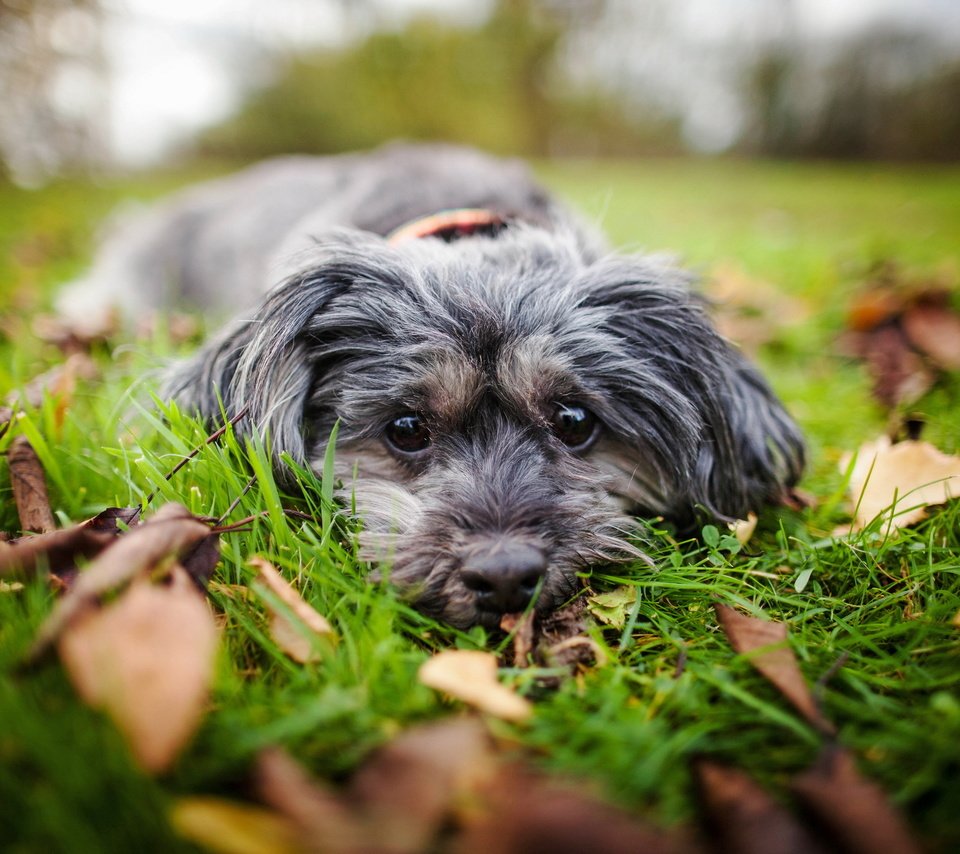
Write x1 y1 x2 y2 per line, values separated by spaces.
1 157 959 852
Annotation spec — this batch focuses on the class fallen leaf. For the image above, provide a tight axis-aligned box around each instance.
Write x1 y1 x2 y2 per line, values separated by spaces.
845 287 902 331
729 512 758 546
840 275 960 408
714 604 835 735
419 650 533 721
0 507 144 583
349 718 497 853
840 437 960 532
181 533 222 589
30 504 214 660
57 566 219 772
33 312 116 348
8 435 56 534
81 506 142 533
537 598 601 676
255 748 365 854
6 352 98 429
859 324 935 409
587 585 637 629
0 526 114 582
706 263 810 355
790 746 920 854
901 299 960 371
170 796 302 854
458 766 692 854
694 760 824 854
250 557 334 663
500 611 535 666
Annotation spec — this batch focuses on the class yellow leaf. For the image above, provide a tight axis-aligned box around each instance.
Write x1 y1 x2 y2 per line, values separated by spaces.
250 557 335 663
57 567 218 773
170 797 302 854
840 437 960 532
729 512 758 545
418 650 532 722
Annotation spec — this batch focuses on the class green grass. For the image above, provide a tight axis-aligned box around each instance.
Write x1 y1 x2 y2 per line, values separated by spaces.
1 158 959 851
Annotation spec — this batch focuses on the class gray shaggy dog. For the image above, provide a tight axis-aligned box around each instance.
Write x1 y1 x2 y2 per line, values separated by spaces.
58 143 804 628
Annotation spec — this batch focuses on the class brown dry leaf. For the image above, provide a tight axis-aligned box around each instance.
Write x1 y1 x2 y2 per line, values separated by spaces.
0 525 115 582
901 299 960 371
694 760 824 854
181 533 223 588
537 596 598 670
0 506 141 585
500 611 535 666
840 277 960 408
500 599 597 674
349 717 497 853
840 437 960 532
255 748 366 854
419 650 533 721
30 503 214 659
791 746 920 854
8 435 56 534
845 287 903 331
706 263 810 355
7 352 98 427
458 766 694 854
81 506 142 533
250 557 335 664
859 324 935 408
714 603 835 735
170 796 303 854
57 566 219 773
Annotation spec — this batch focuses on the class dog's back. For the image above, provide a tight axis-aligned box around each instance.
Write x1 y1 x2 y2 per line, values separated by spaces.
56 144 566 335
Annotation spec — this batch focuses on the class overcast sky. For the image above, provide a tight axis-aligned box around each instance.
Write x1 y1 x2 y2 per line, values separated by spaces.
98 0 960 164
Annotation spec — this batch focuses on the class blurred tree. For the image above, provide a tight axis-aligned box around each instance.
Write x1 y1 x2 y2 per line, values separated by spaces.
195 0 681 160
0 0 108 184
742 26 960 161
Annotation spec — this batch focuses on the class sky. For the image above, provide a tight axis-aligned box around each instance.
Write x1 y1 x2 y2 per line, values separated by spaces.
94 0 960 165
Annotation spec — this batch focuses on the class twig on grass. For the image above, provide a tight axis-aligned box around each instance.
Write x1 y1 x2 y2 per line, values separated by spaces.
215 475 258 526
212 508 315 534
139 405 250 515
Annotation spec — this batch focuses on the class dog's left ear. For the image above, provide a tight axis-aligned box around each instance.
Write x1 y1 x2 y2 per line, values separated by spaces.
163 230 397 467
579 257 805 522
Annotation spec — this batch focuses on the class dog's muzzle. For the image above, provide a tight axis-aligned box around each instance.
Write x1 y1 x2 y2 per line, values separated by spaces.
460 537 547 616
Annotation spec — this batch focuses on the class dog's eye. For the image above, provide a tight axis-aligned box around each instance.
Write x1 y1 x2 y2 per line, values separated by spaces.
385 413 431 455
550 404 598 450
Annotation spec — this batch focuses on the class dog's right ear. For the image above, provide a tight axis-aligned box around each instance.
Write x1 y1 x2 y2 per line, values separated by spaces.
163 230 398 466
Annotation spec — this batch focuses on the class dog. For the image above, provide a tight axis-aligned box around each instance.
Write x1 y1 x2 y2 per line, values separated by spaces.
57 143 805 628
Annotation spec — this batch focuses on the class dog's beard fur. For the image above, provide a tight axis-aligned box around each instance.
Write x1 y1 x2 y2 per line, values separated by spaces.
61 144 804 628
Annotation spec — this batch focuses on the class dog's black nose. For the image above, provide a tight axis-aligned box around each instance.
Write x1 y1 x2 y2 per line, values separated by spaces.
461 541 547 614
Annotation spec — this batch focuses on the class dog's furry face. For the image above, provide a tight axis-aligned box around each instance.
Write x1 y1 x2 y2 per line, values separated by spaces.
167 223 804 628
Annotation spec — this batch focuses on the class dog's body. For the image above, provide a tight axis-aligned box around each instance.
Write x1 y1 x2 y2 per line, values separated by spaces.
59 144 804 628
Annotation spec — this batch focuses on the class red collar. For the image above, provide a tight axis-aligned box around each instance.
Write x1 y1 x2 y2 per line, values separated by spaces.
387 209 506 245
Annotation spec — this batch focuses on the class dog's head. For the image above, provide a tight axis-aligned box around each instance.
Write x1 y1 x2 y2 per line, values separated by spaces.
167 224 804 627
